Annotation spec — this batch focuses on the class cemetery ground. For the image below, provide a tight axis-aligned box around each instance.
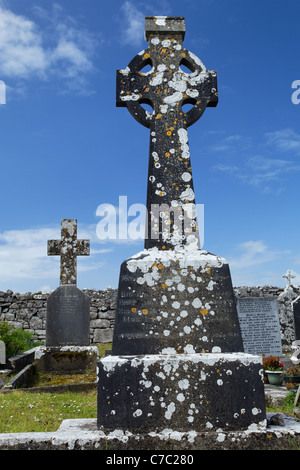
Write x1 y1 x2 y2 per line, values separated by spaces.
0 388 298 435
0 343 111 434
0 341 298 438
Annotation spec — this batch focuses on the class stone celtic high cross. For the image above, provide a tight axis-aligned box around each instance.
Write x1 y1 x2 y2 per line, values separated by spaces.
98 16 267 435
48 219 90 286
117 16 217 250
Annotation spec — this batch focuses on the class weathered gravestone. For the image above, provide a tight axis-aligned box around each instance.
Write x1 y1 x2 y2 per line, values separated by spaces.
278 270 298 346
42 219 97 373
292 296 300 341
47 219 90 347
236 297 282 356
0 341 5 365
97 16 266 434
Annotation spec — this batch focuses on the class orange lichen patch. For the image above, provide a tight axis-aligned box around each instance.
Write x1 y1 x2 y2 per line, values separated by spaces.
143 53 150 59
165 152 170 157
161 283 168 289
158 263 163 269
142 309 149 315
156 113 163 119
166 131 172 136
162 245 166 249
206 268 211 274
131 307 137 313
200 308 208 316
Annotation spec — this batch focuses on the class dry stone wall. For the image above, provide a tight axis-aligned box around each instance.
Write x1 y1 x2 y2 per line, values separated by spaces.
0 285 299 347
0 288 117 345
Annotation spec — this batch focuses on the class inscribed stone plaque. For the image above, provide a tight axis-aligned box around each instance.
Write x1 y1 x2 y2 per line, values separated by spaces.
236 297 282 356
46 285 90 347
0 340 5 364
293 296 300 340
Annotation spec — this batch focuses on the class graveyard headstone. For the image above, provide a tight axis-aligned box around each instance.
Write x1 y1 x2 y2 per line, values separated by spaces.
278 271 298 346
97 16 266 434
283 270 296 289
292 296 300 341
0 340 5 365
46 285 90 347
236 297 282 356
46 219 90 347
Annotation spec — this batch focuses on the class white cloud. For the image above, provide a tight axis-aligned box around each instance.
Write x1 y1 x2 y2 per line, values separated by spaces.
229 241 277 269
0 5 48 78
226 240 291 287
0 224 108 284
0 4 98 94
120 1 145 46
265 128 300 156
211 130 300 193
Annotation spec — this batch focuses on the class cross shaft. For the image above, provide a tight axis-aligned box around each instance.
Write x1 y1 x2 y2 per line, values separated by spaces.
117 17 218 250
48 219 90 286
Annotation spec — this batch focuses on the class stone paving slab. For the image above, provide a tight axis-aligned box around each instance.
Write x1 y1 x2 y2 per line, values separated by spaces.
0 413 299 450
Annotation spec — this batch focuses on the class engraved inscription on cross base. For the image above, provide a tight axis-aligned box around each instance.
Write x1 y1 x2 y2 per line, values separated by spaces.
117 16 218 251
48 219 90 286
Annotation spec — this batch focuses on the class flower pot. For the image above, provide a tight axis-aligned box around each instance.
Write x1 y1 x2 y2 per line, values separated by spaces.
265 370 283 386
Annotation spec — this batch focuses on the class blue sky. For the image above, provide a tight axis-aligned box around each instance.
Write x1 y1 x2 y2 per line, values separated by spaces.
0 0 300 293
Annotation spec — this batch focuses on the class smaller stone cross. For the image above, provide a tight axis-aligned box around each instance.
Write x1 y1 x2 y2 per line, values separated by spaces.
48 219 90 286
283 269 295 288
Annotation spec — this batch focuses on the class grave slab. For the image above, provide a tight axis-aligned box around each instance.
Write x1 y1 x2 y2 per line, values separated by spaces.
0 414 299 450
237 297 282 356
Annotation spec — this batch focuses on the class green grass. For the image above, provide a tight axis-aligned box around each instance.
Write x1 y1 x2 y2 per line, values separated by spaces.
266 391 298 417
0 390 97 433
0 343 113 434
0 389 297 435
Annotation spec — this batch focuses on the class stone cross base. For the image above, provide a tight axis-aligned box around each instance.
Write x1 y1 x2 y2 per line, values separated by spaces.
97 353 266 432
112 249 244 355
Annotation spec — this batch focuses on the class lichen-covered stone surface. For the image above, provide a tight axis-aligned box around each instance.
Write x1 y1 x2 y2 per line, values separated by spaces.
48 219 90 286
97 353 266 432
112 249 243 355
97 16 266 435
0 414 299 450
117 16 217 251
